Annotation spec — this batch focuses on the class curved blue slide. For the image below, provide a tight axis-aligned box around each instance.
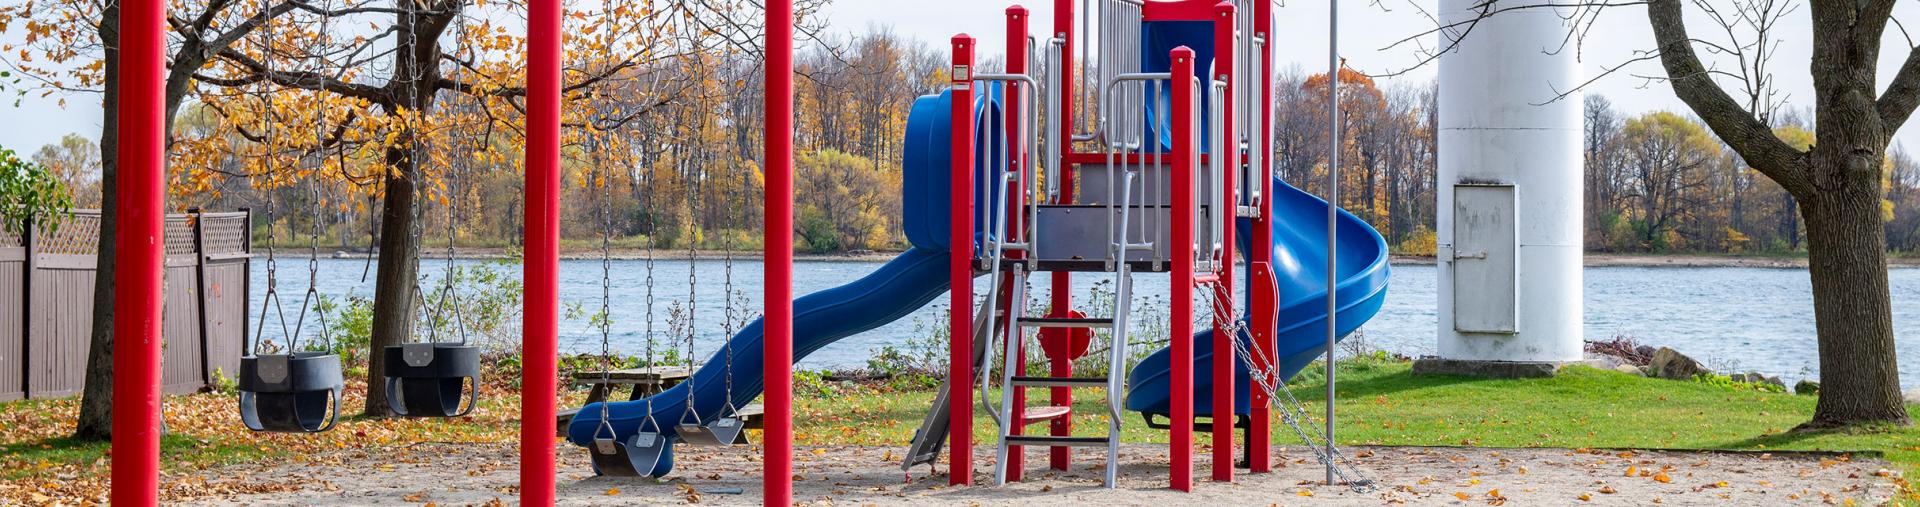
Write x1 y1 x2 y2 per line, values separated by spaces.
1122 177 1392 417
564 247 952 475
565 89 1003 476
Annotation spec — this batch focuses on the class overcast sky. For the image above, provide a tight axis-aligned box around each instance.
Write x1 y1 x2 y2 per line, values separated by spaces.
7 1 1920 155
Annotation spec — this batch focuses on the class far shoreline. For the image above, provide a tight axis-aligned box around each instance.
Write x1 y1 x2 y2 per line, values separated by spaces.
273 247 1920 268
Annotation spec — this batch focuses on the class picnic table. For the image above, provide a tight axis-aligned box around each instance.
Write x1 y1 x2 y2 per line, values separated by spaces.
574 366 693 403
556 366 764 438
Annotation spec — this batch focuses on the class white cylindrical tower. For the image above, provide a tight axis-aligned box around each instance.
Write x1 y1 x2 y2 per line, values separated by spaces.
1431 0 1583 366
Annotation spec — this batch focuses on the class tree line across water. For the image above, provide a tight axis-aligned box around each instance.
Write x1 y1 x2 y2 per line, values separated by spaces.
25 30 1920 257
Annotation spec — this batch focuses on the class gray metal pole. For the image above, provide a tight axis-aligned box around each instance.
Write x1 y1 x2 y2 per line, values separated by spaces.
1324 0 1339 487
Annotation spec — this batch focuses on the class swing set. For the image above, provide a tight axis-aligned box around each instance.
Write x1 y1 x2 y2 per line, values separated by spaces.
239 0 481 431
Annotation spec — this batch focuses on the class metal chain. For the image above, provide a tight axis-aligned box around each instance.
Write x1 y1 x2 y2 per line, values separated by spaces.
719 64 740 419
594 129 618 426
403 0 431 345
679 134 702 426
638 104 659 432
307 0 340 355
249 3 301 356
438 3 473 346
1199 286 1374 492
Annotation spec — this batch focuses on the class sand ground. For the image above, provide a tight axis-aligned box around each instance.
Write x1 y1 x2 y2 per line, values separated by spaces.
172 442 1899 506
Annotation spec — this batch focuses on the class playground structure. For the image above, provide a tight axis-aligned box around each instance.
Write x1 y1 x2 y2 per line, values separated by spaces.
104 0 1394 504
563 0 1390 493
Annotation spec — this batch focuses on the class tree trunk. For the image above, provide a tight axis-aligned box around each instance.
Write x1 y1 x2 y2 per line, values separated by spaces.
1801 182 1910 429
72 3 121 441
363 154 420 418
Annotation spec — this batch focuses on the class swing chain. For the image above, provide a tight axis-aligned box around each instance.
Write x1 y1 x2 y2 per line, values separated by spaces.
307 0 338 355
1201 287 1375 492
594 129 618 426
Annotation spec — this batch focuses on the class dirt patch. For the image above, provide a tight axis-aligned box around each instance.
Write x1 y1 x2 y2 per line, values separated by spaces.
172 442 1898 506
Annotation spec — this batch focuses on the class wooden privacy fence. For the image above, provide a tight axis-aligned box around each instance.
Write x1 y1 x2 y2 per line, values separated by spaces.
0 209 252 401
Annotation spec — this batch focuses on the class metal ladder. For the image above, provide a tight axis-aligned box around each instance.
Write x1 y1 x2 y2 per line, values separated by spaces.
989 166 1142 488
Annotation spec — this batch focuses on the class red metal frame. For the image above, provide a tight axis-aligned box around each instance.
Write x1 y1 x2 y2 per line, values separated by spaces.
1143 0 1222 22
1046 0 1076 473
1208 1 1236 483
765 0 797 503
1003 6 1031 483
110 0 167 500
948 34 977 487
522 0 561 501
1167 46 1197 493
1247 0 1277 474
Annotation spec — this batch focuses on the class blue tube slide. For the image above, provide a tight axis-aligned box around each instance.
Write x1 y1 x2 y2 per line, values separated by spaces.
1122 177 1392 417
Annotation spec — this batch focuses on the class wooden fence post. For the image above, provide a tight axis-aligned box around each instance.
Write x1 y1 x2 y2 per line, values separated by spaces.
189 208 212 388
19 215 31 399
240 208 251 354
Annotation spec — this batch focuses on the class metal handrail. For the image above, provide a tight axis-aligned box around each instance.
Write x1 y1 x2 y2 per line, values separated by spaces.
1100 72 1172 268
1209 79 1230 271
973 73 1040 263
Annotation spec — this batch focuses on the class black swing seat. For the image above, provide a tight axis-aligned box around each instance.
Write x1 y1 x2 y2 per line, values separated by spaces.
590 421 670 477
382 343 482 418
238 352 345 433
675 415 748 446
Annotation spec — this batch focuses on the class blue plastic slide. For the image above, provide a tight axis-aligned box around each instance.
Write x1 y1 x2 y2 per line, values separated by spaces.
1122 176 1392 417
565 89 1003 476
563 247 953 476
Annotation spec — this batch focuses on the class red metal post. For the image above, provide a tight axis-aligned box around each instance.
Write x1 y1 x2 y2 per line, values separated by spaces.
1248 0 1277 474
948 34 977 487
1168 46 1197 493
521 0 562 501
765 0 796 503
1004 6 1030 482
1047 0 1076 472
1208 2 1237 483
110 0 166 500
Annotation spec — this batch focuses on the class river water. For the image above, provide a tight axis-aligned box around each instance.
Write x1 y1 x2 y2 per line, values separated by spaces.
249 257 1920 389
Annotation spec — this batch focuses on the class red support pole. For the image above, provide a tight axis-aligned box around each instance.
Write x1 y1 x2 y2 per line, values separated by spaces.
1168 46 1197 493
764 0 796 503
110 0 166 500
1047 0 1076 472
1004 5 1030 483
1248 0 1277 474
1208 2 1237 483
948 34 977 487
521 0 561 501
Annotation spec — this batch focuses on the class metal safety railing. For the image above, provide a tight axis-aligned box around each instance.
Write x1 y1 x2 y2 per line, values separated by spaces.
1068 0 1143 144
972 73 1042 266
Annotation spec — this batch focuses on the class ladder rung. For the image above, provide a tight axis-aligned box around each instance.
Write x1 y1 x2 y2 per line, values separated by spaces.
1003 435 1110 448
1010 376 1108 388
1015 317 1113 328
1020 406 1071 422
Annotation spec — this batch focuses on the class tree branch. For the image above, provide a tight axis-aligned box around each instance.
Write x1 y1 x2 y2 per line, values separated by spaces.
1646 0 1809 195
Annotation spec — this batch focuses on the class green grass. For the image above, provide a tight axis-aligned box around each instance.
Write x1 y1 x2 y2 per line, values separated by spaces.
795 359 1919 499
5 360 1914 501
